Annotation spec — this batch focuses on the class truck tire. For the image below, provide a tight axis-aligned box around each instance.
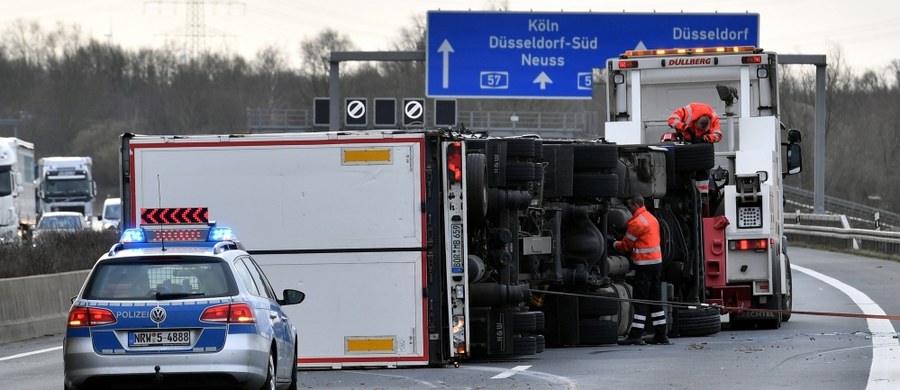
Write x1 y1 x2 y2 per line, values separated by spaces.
671 143 715 173
674 306 721 337
506 161 539 182
572 173 618 198
573 144 619 170
506 139 538 159
535 334 546 353
513 335 538 355
466 153 488 217
782 265 793 322
611 282 633 336
578 319 619 345
579 290 619 318
513 311 538 332
534 311 545 332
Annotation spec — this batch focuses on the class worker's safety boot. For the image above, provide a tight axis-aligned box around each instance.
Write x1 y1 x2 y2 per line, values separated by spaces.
617 332 646 346
647 326 670 345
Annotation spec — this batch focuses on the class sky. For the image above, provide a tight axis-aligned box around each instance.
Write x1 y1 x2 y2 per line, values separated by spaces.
0 0 897 73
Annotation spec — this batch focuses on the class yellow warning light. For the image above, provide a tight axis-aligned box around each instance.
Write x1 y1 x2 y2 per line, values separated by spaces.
623 46 759 58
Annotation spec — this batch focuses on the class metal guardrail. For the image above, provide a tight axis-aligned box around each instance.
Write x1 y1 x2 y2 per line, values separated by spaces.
783 185 899 229
785 213 900 257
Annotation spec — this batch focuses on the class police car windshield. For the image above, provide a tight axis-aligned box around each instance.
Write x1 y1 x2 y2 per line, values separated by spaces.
83 258 236 300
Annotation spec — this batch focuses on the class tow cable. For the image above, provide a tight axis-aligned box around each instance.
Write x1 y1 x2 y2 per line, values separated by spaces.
533 289 900 321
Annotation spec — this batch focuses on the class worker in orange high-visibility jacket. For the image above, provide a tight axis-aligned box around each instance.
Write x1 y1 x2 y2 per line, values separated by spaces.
612 194 669 345
668 102 723 143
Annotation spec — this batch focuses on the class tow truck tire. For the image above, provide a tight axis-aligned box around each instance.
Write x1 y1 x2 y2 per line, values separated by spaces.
572 173 618 198
466 153 488 217
782 266 793 322
513 335 538 355
578 319 619 345
573 144 619 170
513 311 538 332
579 289 619 318
671 143 715 173
674 306 721 337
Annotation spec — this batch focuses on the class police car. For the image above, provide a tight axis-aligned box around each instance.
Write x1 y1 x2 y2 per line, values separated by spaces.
63 212 305 390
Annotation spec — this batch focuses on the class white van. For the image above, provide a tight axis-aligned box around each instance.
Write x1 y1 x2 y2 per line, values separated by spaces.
100 198 121 231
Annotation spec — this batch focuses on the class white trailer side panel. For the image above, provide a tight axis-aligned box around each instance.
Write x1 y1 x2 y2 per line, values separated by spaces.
129 133 429 367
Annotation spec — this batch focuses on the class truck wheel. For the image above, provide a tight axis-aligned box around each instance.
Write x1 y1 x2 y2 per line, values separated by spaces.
782 266 793 322
572 173 618 198
535 334 546 353
506 139 538 159
513 335 538 355
674 306 721 337
466 154 488 217
573 144 618 170
671 143 715 173
506 162 539 182
534 311 545 332
579 290 619 318
578 319 619 345
513 311 538 332
611 282 633 336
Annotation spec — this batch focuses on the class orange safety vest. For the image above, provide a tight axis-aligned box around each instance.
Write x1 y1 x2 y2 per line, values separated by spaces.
668 102 723 143
614 206 663 265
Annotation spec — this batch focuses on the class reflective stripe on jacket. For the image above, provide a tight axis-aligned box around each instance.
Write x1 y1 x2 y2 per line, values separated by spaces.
614 206 663 265
667 102 722 143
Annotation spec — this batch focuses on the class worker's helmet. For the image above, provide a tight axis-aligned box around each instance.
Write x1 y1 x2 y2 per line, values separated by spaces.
696 115 711 131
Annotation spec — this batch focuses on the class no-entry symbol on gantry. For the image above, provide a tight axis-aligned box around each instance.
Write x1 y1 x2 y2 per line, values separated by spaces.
345 98 367 127
403 98 425 127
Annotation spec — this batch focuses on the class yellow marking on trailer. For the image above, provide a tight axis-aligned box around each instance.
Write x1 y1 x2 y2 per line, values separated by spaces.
342 148 392 165
345 337 396 353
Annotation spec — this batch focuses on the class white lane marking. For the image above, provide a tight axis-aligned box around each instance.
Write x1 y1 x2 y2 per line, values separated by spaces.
464 365 576 388
491 365 531 379
0 346 62 362
792 264 900 390
346 370 441 388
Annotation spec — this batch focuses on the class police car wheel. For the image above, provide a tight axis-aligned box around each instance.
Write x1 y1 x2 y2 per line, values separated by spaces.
287 342 298 390
260 353 276 390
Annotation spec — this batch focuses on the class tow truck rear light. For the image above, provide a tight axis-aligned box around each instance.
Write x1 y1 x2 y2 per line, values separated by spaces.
447 142 462 184
68 307 117 327
729 239 768 251
200 303 255 323
618 60 638 69
742 55 763 64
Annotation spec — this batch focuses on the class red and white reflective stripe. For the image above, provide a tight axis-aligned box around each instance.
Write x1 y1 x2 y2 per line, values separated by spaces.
633 247 661 254
625 233 638 242
633 258 662 265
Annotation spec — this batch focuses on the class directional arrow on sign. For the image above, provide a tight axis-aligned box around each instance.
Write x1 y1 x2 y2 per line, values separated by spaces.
533 72 553 90
438 39 454 89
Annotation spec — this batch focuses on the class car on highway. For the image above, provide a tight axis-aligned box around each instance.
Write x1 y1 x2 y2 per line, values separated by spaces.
33 211 86 245
99 197 121 231
63 222 305 390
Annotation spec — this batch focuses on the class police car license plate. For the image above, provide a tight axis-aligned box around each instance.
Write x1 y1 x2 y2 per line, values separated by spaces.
128 330 192 347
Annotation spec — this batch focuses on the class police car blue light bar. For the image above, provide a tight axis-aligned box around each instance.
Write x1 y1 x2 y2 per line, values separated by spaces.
120 228 146 243
208 227 236 241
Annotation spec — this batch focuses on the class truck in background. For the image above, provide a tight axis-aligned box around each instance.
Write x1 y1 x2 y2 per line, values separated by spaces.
0 137 37 243
37 157 96 219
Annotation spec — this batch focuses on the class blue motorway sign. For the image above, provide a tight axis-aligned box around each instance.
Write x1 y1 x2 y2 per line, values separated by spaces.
426 12 759 99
